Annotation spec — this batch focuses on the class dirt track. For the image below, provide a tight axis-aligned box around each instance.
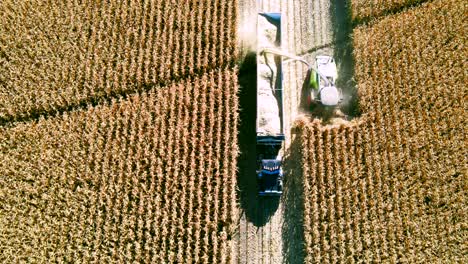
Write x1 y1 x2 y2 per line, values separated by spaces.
235 0 355 263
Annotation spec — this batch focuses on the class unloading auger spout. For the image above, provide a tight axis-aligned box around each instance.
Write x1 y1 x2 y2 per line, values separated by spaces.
259 47 332 86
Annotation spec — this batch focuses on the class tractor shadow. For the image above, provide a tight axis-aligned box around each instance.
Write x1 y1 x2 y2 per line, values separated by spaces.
237 52 280 228
281 132 306 264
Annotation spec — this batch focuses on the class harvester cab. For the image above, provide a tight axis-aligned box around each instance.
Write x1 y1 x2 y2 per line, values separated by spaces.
308 55 342 107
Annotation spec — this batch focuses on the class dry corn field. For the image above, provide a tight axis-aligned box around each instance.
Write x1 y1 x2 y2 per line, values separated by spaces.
0 0 241 262
0 0 236 122
350 0 427 20
298 0 466 262
0 69 239 262
1 0 467 263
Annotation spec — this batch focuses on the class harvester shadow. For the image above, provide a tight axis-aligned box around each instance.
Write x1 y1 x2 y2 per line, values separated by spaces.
331 0 361 118
281 132 306 264
237 52 279 228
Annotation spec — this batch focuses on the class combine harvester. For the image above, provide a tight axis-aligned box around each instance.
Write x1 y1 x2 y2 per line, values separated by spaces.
256 12 342 197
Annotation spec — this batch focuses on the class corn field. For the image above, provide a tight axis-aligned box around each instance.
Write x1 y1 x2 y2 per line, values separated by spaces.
299 0 466 262
350 0 427 20
1 0 240 260
0 0 236 122
1 0 466 262
0 68 239 263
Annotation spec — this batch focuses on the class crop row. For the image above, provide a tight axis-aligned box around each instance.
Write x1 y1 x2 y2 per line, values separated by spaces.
0 68 239 263
0 0 237 121
350 0 427 21
300 0 466 262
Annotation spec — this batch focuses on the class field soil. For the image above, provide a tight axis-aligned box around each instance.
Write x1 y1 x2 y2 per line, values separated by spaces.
235 0 355 263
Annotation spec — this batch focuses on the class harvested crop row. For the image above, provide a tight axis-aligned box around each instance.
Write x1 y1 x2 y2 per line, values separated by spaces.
0 0 237 122
300 0 466 262
350 0 427 21
0 68 239 263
